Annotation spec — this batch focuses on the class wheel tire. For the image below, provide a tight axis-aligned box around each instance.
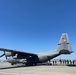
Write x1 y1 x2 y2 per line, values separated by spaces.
11 63 14 65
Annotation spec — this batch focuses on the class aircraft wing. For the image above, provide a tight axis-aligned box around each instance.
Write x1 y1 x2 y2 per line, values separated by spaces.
0 48 37 57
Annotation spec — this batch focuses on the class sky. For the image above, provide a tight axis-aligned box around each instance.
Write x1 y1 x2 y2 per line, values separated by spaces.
0 0 76 60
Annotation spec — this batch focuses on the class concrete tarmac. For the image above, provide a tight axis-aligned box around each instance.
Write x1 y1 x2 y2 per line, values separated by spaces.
0 62 76 75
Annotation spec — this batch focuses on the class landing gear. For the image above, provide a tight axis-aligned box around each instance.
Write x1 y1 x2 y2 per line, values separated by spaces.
11 63 14 65
26 63 33 66
33 63 37 66
26 63 37 66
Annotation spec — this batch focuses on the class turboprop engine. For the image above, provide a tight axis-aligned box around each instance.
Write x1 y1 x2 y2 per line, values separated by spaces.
5 52 12 57
7 58 27 64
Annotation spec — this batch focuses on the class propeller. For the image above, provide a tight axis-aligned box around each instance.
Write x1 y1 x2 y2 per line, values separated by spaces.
0 52 7 59
0 53 5 57
5 56 7 59
4 51 7 59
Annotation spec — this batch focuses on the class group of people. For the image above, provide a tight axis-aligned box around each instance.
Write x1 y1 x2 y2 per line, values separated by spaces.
48 59 76 65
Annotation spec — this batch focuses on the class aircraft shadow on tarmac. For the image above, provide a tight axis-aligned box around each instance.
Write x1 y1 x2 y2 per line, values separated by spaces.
67 64 76 67
0 64 43 70
0 63 51 70
0 65 38 70
0 64 76 70
0 65 26 70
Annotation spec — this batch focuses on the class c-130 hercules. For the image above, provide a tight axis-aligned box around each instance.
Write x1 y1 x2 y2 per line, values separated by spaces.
0 33 73 66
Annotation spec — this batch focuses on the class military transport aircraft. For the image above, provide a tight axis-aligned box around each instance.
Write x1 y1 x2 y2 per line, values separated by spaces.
0 33 73 66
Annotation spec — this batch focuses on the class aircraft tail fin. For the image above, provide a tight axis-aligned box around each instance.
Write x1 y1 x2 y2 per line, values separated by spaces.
57 33 73 54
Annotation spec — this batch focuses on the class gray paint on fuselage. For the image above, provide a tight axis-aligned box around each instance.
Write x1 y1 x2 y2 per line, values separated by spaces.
38 50 60 62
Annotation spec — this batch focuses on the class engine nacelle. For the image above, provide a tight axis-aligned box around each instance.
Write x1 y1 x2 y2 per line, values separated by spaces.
5 52 12 57
7 58 27 64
